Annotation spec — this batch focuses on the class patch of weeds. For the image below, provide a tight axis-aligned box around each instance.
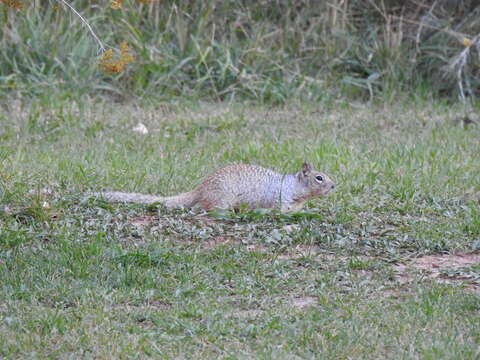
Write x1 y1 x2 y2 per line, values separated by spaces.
209 207 324 223
1 182 29 203
438 267 480 286
83 121 105 138
82 196 115 212
114 251 173 268
10 204 51 225
451 294 480 313
347 257 378 271
333 209 355 225
463 202 480 236
0 229 33 248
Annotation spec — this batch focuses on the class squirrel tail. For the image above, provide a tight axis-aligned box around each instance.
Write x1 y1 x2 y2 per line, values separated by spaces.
161 191 198 208
93 191 197 208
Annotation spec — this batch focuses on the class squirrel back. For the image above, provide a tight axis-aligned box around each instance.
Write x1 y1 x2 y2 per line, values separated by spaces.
94 162 335 212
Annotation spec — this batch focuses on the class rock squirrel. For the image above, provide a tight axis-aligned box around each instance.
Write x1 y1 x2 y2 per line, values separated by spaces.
94 162 335 212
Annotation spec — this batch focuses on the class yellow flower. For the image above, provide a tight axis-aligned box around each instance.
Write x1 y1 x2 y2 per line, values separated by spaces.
110 0 122 9
463 37 472 47
98 43 134 74
119 41 135 63
99 49 114 62
0 0 23 9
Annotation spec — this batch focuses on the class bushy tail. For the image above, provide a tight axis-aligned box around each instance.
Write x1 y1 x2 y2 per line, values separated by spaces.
92 191 197 208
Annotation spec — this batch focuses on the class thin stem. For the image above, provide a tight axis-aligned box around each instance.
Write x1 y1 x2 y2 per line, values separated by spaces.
54 0 106 52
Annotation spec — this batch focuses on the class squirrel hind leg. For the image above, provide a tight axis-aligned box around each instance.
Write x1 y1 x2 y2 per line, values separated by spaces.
196 198 226 211
196 194 235 211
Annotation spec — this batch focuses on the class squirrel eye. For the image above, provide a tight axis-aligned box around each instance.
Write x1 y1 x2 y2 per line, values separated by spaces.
315 175 323 182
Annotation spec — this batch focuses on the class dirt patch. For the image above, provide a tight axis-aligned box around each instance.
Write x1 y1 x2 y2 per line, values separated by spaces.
407 253 480 270
395 253 480 291
129 215 157 227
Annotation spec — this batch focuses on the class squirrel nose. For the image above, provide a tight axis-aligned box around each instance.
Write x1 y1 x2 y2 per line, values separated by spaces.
331 183 336 189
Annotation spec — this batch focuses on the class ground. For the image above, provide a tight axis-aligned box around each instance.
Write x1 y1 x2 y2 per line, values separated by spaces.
0 98 479 358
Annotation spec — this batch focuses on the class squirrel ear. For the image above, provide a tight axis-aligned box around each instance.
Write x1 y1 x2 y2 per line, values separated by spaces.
301 162 313 176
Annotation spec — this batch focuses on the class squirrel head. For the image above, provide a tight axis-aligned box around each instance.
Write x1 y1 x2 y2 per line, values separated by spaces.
297 162 335 197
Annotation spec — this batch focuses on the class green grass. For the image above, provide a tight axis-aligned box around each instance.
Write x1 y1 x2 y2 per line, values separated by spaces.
1 1 479 101
0 97 480 358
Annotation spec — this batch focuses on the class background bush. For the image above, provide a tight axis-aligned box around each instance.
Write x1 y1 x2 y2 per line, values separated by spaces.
1 0 479 103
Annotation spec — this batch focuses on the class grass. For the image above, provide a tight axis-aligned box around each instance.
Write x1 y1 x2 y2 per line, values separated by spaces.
1 1 479 102
0 96 480 358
